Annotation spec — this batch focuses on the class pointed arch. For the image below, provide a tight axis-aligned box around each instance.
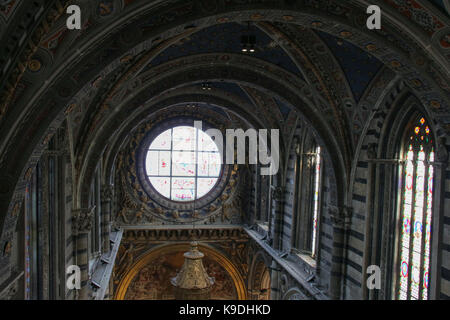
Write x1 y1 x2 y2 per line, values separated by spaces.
395 114 436 300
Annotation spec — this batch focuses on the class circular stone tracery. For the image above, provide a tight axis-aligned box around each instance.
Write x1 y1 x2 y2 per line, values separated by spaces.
136 116 232 213
145 125 222 202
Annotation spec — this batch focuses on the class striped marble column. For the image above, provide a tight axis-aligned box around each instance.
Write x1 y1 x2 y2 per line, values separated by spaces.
72 208 93 300
100 185 113 254
329 206 352 300
269 260 280 300
271 186 285 251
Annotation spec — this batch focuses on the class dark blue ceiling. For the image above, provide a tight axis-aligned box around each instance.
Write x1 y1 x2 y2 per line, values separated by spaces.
274 97 292 120
315 30 383 103
147 22 303 78
178 81 253 105
146 22 388 104
208 81 253 105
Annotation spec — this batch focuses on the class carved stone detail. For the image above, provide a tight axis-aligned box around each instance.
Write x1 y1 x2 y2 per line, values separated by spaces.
437 137 449 163
271 186 285 202
122 227 249 243
72 208 95 234
367 143 378 160
329 206 353 228
101 184 113 203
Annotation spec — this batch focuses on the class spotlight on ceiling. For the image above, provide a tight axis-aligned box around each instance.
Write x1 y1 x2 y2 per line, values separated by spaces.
202 82 212 90
241 35 248 52
241 35 256 53
241 23 256 54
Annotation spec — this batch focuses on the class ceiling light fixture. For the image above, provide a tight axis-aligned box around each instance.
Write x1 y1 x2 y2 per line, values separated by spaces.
202 82 212 90
171 185 215 300
241 22 256 54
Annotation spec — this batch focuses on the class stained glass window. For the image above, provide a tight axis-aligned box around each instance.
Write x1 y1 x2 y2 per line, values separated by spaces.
146 126 222 201
396 116 434 300
311 146 321 258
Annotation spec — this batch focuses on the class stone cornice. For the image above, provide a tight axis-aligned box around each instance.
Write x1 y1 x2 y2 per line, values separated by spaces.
121 225 249 243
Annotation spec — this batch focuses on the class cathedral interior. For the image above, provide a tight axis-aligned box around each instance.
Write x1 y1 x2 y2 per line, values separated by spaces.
0 0 449 301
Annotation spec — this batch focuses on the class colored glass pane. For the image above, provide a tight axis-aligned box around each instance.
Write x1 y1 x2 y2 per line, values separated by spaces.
311 146 321 258
197 178 219 198
397 116 434 300
149 129 172 150
146 125 221 202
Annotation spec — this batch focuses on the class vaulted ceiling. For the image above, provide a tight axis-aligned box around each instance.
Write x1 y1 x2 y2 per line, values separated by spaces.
0 0 448 255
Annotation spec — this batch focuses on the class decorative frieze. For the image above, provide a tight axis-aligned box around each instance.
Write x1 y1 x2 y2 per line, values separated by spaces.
122 227 249 243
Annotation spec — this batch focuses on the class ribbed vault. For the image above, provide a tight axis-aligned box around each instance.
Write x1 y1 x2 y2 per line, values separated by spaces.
0 1 448 288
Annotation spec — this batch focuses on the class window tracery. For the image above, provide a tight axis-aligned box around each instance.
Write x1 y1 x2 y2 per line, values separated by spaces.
396 116 435 300
145 126 222 202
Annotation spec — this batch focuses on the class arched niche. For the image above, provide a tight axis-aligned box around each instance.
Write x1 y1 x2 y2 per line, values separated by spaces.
114 243 247 300
248 251 272 300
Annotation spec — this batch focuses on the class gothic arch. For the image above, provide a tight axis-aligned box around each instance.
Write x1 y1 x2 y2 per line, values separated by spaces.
100 90 264 188
114 243 247 300
248 250 271 300
282 287 309 300
0 1 449 297
362 91 447 299
2 3 445 250
74 56 347 211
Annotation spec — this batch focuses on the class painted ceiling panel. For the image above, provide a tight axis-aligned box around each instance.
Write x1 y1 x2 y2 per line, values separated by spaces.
147 22 303 78
315 30 383 103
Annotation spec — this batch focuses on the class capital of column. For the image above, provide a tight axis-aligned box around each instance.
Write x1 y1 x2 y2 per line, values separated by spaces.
329 205 352 228
437 137 448 163
72 207 95 234
271 186 285 202
100 184 113 203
